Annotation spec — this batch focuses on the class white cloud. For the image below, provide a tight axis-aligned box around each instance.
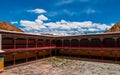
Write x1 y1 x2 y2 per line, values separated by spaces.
20 15 48 32
63 9 76 16
27 8 47 14
11 21 18 24
37 15 48 21
20 15 112 35
47 12 58 17
83 8 96 14
55 0 73 5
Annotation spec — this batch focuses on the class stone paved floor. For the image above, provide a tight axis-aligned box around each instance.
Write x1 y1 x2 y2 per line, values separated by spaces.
2 57 120 75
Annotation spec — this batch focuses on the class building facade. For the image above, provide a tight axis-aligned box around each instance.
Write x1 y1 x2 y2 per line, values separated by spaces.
0 30 120 71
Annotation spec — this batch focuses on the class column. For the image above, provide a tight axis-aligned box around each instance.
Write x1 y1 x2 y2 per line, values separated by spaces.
26 38 28 48
78 39 80 48
36 39 38 48
113 37 117 47
36 51 38 60
88 38 91 47
62 39 63 48
13 53 16 65
0 34 4 72
14 38 16 49
43 39 45 47
26 52 29 62
100 38 103 48
79 39 81 47
50 40 51 46
69 39 71 48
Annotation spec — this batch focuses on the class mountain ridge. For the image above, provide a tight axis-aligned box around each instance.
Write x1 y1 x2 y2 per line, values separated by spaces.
0 21 23 32
105 22 120 33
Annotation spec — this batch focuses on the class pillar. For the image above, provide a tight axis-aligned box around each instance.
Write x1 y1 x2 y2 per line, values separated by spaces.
69 39 71 48
50 40 52 47
26 52 29 62
36 39 38 48
100 38 103 48
113 37 117 47
13 53 16 65
43 39 45 47
62 39 63 47
14 38 16 49
88 38 91 47
26 38 28 48
35 51 38 60
101 51 104 60
0 34 4 73
78 39 80 48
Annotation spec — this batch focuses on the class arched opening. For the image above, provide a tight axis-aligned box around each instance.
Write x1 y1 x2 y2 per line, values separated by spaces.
63 39 70 47
16 38 26 48
80 38 89 47
116 38 120 47
91 38 101 47
28 39 36 48
71 39 79 47
56 40 62 47
103 38 115 47
2 37 14 49
37 39 44 47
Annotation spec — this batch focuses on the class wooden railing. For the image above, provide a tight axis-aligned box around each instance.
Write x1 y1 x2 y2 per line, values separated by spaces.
2 44 120 53
3 46 56 52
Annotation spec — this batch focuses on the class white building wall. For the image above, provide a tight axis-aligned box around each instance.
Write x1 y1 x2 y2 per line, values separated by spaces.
0 34 2 50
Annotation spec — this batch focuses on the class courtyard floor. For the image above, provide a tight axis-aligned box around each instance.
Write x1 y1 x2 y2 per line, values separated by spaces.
1 57 120 75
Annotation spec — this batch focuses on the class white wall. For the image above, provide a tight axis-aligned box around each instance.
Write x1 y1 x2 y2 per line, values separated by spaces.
0 34 2 50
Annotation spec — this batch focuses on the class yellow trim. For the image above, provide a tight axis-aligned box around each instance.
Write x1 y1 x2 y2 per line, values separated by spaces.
0 61 4 69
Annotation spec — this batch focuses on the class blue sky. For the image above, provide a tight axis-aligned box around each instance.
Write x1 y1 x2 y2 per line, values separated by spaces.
0 0 120 35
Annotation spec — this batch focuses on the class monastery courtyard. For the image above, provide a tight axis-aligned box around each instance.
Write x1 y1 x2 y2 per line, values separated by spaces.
1 57 120 75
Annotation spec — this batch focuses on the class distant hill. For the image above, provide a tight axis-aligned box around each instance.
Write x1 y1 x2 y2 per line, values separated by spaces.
105 22 120 33
0 21 23 32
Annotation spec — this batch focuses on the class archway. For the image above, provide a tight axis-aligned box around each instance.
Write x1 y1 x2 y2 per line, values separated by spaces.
63 39 70 47
91 38 101 47
103 38 115 47
116 38 120 47
2 37 14 49
71 39 79 47
56 40 62 47
80 38 89 47
16 38 26 48
28 39 36 48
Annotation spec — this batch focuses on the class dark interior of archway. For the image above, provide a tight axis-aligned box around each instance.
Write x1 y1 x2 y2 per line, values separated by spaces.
28 39 36 48
91 38 101 47
56 40 62 47
103 38 115 47
71 39 79 47
80 39 89 47
2 38 14 49
116 38 120 47
16 38 26 48
63 39 70 47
